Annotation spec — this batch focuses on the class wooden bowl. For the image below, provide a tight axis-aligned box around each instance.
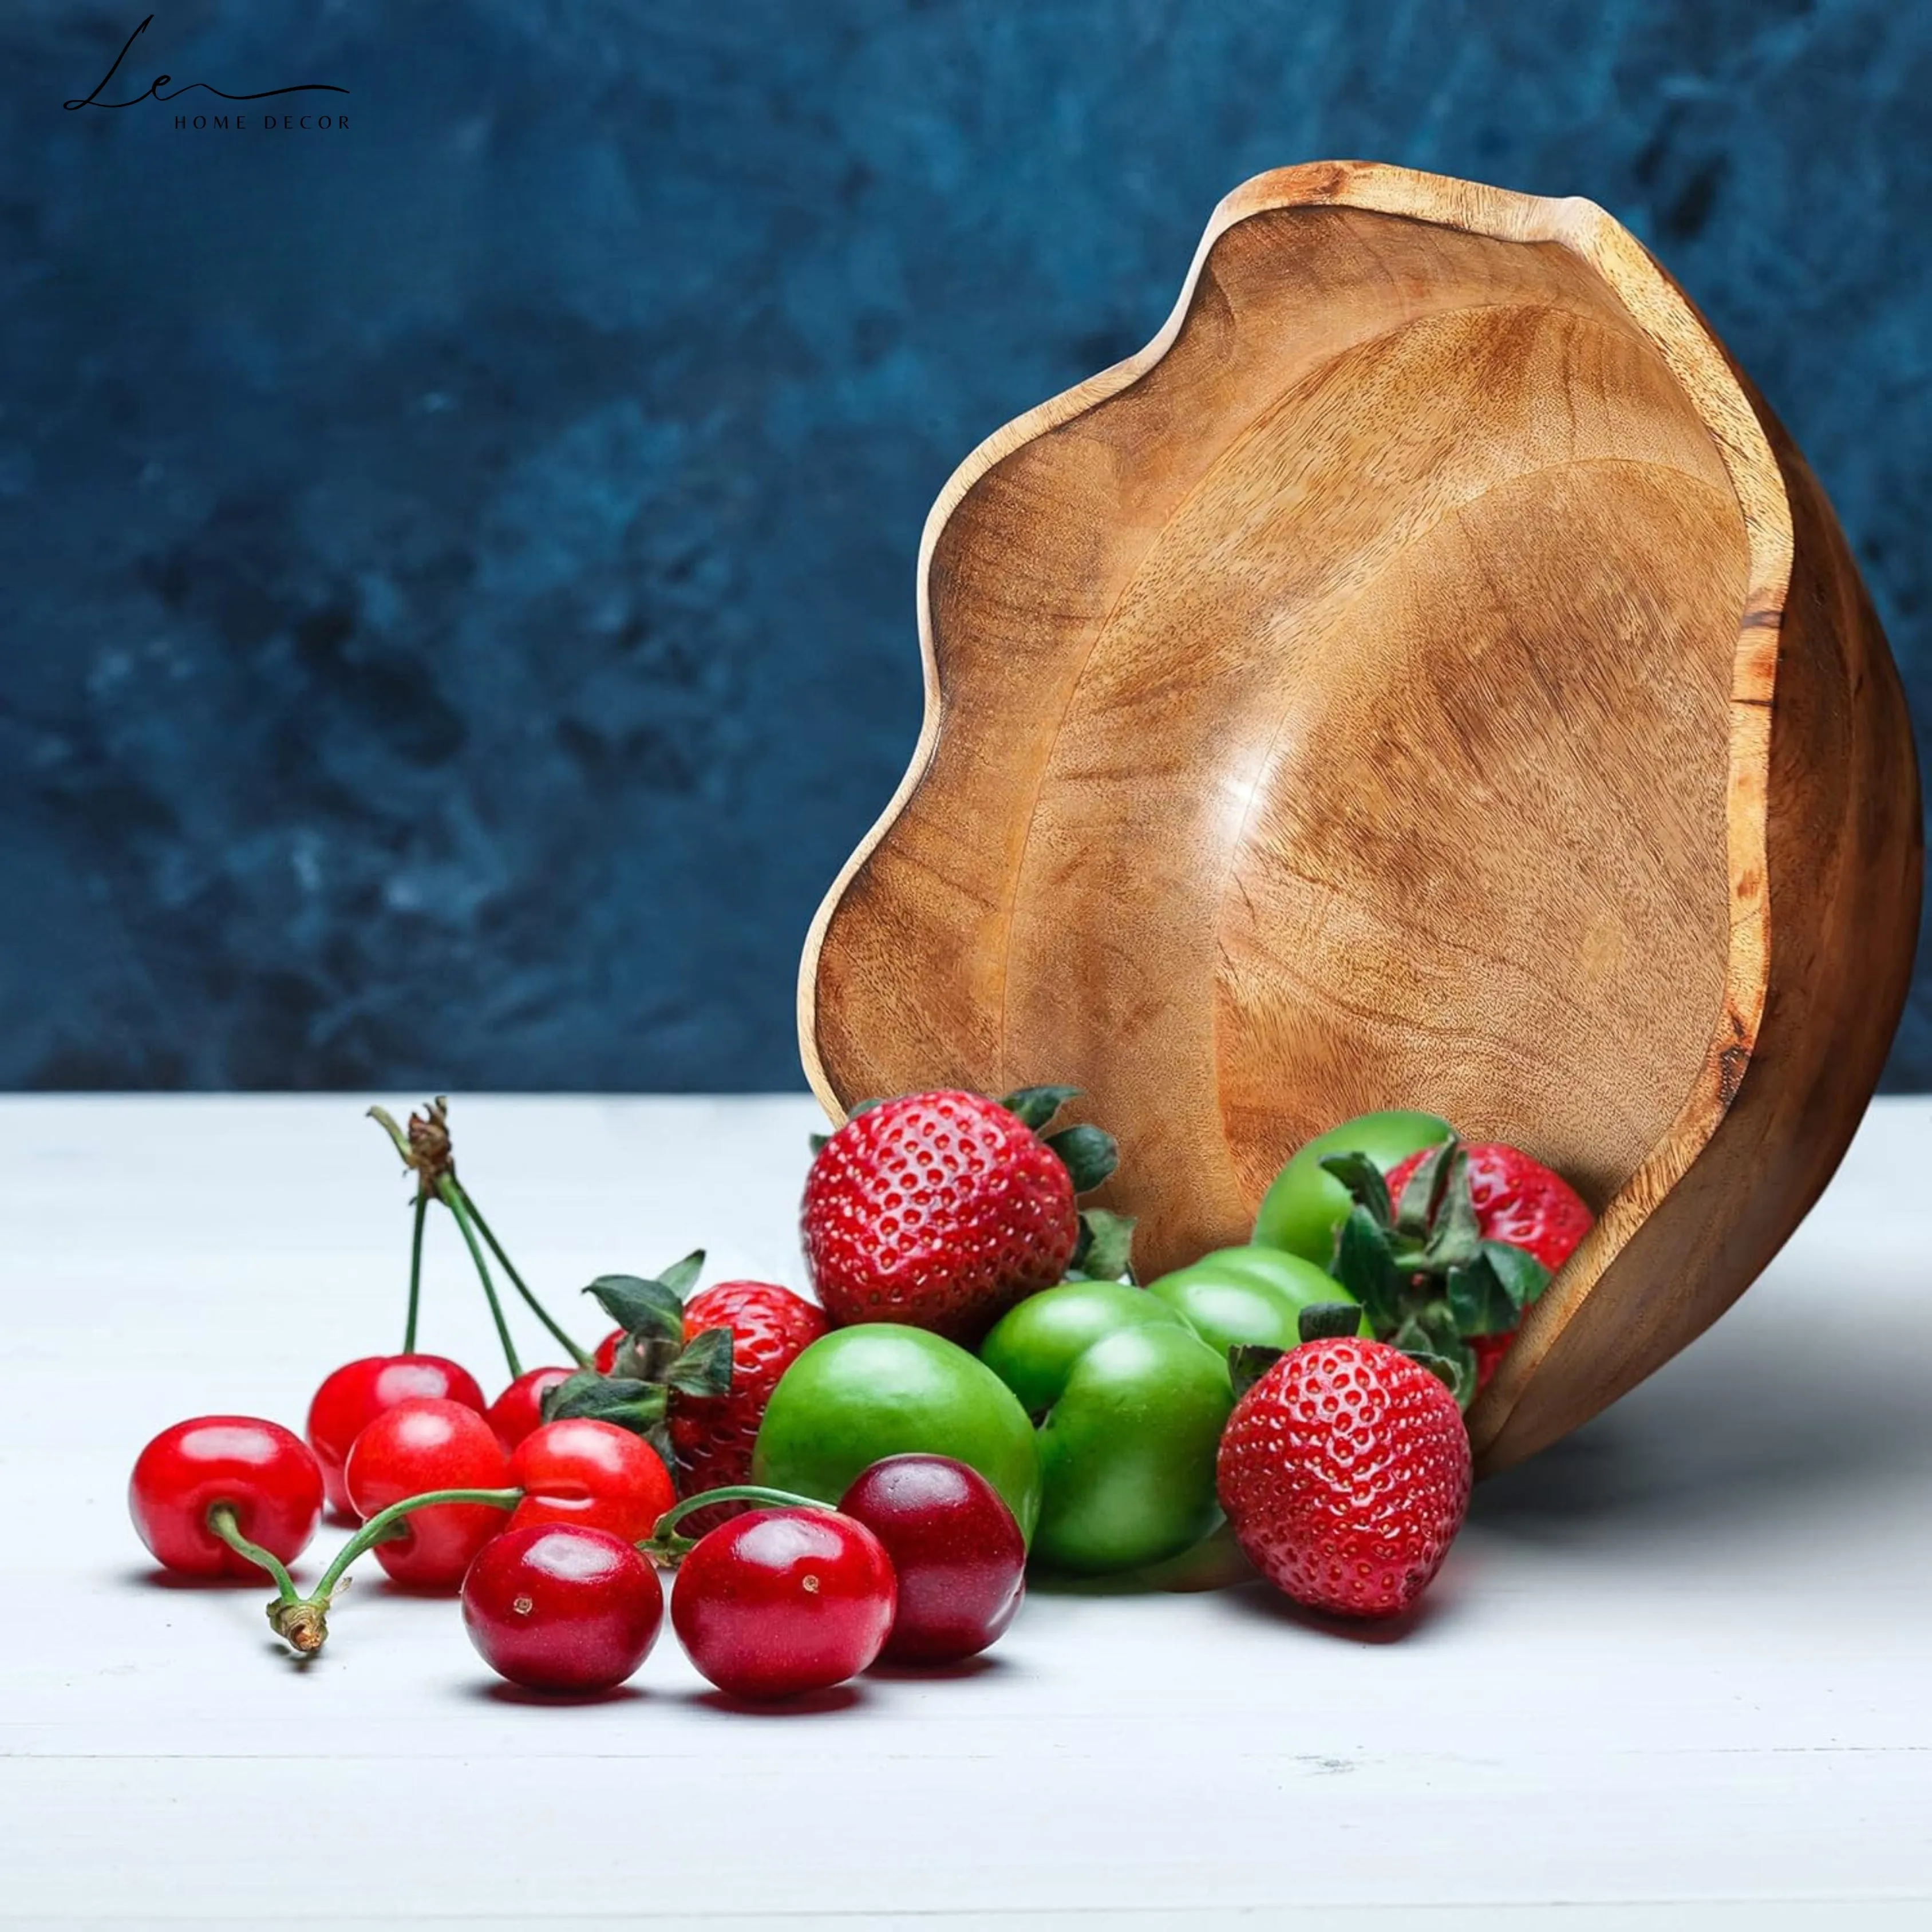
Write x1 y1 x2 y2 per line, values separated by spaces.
799 162 1921 1472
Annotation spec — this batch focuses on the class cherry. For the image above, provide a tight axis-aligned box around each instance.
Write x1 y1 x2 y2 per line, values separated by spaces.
485 1366 576 1449
837 1455 1025 1664
670 1508 896 1701
593 1329 624 1374
307 1355 485 1516
507 1419 675 1544
129 1417 325 1581
343 1398 512 1590
462 1524 664 1693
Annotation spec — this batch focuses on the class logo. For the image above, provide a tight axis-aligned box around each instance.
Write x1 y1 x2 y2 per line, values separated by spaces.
64 13 349 129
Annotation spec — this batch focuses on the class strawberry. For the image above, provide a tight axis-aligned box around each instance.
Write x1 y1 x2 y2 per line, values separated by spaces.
668 1279 828 1530
536 1253 736 1468
1379 1141 1592 1392
1217 1323 1471 1619
1320 1137 1590 1407
1382 1143 1591 1275
543 1264 827 1533
802 1085 1123 1345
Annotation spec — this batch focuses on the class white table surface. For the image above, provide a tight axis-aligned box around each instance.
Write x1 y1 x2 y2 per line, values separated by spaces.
3 1093 1930 1930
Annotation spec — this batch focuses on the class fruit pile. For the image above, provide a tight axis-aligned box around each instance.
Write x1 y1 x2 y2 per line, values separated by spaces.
129 1091 1591 1697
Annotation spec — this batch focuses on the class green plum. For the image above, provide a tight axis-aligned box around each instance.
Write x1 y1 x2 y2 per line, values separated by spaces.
981 1283 1232 1576
1145 1244 1368 1354
980 1278 1188 1415
752 1324 1043 1540
1251 1108 1453 1264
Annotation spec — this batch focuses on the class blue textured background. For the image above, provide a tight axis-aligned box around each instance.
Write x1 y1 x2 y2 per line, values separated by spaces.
3 0 1927 1090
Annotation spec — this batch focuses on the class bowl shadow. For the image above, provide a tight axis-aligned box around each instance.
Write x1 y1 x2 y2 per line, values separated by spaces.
1470 1295 1932 1544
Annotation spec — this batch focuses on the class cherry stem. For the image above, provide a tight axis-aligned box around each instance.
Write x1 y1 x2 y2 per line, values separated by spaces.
205 1504 300 1605
639 1484 834 1566
313 1485 523 1602
454 1184 591 1367
369 1100 586 1369
265 1486 525 1657
402 1191 429 1354
437 1176 521 1378
367 1104 413 1164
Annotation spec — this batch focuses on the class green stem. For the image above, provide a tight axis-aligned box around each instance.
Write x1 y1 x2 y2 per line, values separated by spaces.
437 1175 521 1379
640 1484 834 1566
402 1190 429 1354
206 1504 300 1604
366 1104 413 1163
313 1487 523 1604
266 1486 524 1657
456 1185 590 1367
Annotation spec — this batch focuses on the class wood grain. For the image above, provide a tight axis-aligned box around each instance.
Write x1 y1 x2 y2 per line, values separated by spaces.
799 163 1921 1469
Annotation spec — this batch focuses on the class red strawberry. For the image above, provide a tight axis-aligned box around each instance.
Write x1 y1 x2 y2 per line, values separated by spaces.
1382 1141 1592 1389
1383 1142 1591 1274
803 1089 1092 1344
1467 1332 1516 1390
669 1281 828 1529
1217 1336 1471 1618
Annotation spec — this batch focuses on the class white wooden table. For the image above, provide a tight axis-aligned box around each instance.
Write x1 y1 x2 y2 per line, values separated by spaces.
3 1095 1929 1930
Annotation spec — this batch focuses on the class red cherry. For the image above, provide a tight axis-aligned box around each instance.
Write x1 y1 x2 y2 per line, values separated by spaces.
837 1455 1025 1664
462 1524 664 1693
129 1417 324 1580
593 1329 623 1374
485 1366 576 1449
307 1356 485 1515
343 1398 512 1590
507 1419 675 1544
671 1508 896 1701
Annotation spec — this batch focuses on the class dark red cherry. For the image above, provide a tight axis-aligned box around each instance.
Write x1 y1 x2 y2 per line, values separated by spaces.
838 1455 1025 1664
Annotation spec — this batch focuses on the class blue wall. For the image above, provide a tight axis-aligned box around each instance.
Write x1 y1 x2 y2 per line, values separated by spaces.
3 0 1927 1089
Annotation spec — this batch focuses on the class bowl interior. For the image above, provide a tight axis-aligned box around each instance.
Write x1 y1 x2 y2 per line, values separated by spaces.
812 202 1753 1272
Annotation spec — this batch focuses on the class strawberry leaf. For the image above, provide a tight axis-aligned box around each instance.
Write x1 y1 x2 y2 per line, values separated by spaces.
1046 1124 1119 1195
1228 1344 1285 1400
584 1274 685 1344
663 1325 733 1398
540 1370 670 1434
1391 1311 1476 1407
1392 1143 1449 1240
1445 1256 1518 1337
1420 1147 1481 1269
655 1251 706 1302
1331 1204 1404 1331
1297 1301 1363 1343
1002 1084 1083 1132
613 1333 683 1381
1480 1239 1551 1314
1318 1151 1393 1229
1066 1206 1137 1282
1445 1243 1547 1337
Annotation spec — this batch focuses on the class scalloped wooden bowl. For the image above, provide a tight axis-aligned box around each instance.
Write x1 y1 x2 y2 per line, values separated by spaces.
799 163 1921 1473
